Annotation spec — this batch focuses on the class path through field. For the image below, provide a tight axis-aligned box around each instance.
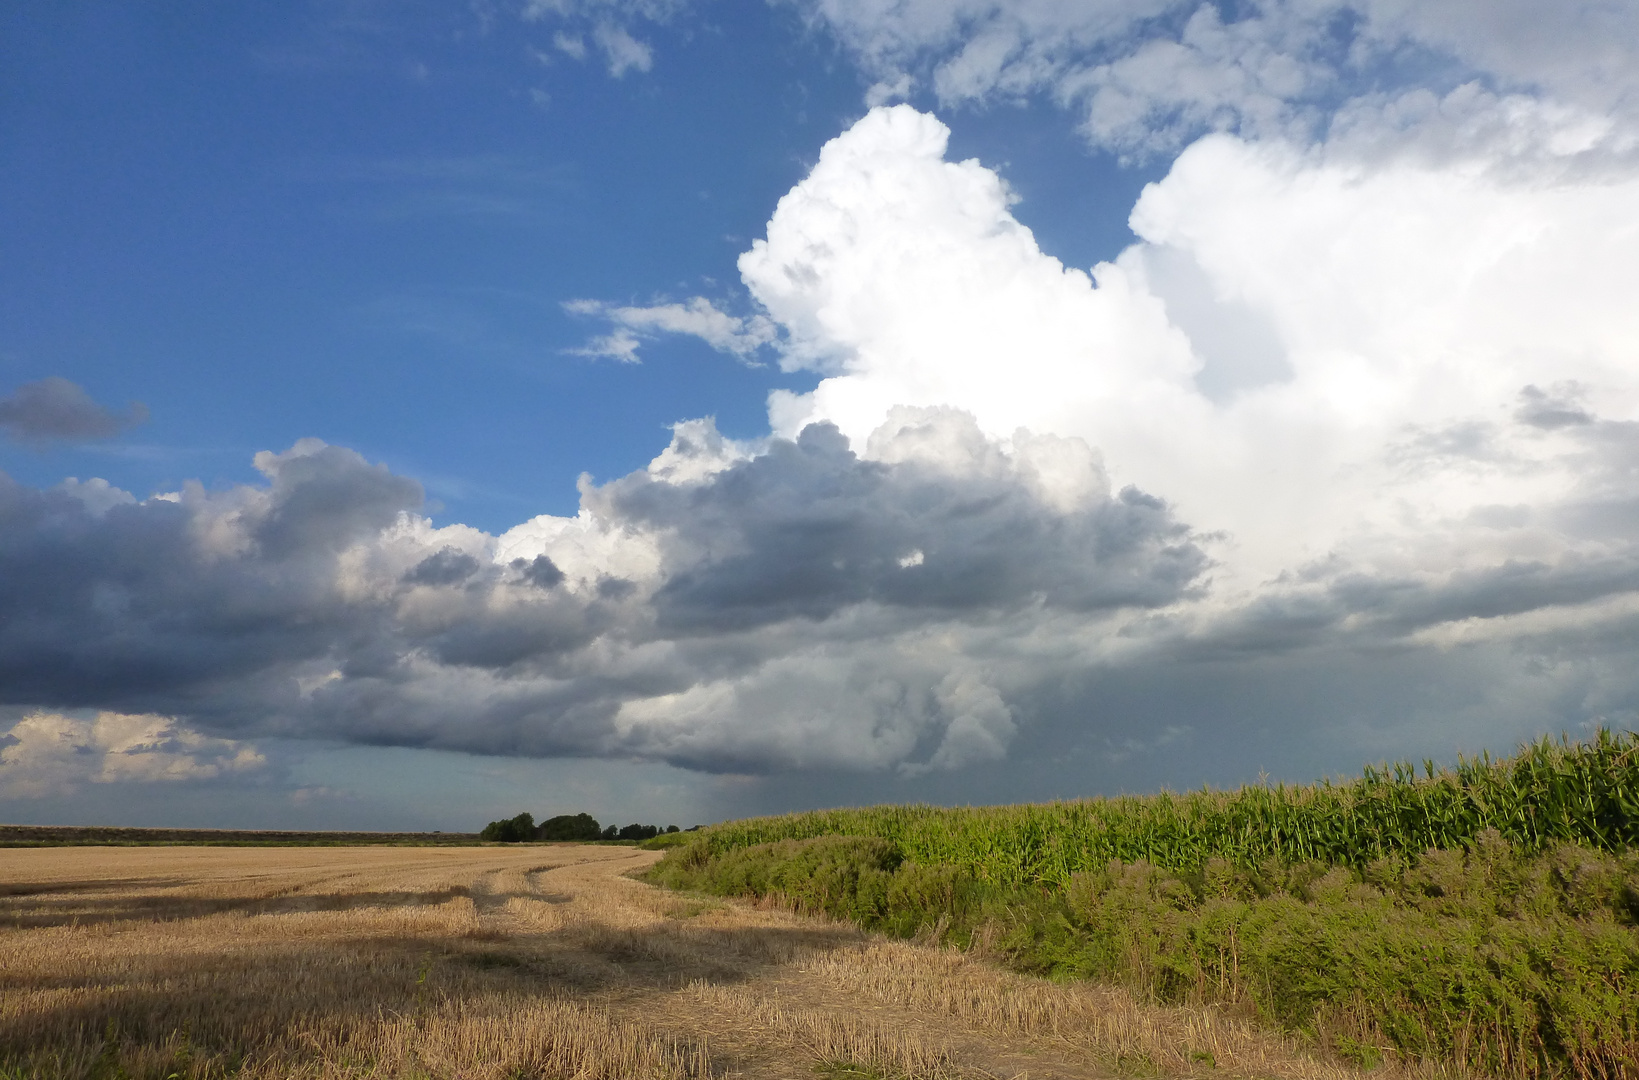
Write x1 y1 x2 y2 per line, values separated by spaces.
0 845 1357 1080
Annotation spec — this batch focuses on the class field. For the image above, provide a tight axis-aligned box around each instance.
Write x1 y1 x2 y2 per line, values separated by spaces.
683 732 1639 886
0 826 478 848
8 734 1633 1079
0 844 1370 1080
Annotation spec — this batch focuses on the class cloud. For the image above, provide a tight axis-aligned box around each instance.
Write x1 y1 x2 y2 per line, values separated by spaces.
405 547 482 586
513 554 567 589
0 439 425 708
565 297 777 362
729 106 1639 609
0 408 1204 775
553 31 587 60
593 22 653 76
582 101 1639 782
14 10 1639 795
0 377 148 445
55 477 139 516
794 0 1639 160
597 411 1202 631
0 711 264 798
1516 384 1595 431
1358 0 1639 119
522 0 682 78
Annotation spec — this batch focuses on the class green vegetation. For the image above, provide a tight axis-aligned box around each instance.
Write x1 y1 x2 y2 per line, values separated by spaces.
602 822 679 841
539 813 604 841
478 812 684 843
641 830 694 850
480 812 539 843
646 732 1639 1079
685 731 1639 885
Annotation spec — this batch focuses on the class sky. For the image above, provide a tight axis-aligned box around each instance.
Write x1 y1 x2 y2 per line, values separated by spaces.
4 0 1639 831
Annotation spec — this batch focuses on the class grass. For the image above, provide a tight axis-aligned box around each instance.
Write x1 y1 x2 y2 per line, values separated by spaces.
646 731 1639 1080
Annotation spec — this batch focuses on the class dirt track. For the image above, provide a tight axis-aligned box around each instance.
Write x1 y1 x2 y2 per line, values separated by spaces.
0 844 1356 1079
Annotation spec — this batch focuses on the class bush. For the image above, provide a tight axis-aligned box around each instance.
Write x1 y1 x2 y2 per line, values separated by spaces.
647 835 906 924
535 813 602 842
479 812 534 843
640 831 692 850
599 823 665 841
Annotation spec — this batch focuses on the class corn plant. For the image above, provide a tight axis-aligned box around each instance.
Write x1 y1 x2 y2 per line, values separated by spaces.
698 730 1639 886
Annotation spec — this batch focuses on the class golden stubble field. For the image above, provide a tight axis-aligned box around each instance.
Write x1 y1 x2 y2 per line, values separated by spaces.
0 844 1373 1080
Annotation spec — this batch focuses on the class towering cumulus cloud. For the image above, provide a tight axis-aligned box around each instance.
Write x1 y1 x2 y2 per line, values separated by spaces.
740 105 1639 611
790 106 1637 741
567 87 1639 775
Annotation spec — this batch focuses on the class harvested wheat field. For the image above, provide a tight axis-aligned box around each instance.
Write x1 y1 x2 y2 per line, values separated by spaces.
1 845 1374 1080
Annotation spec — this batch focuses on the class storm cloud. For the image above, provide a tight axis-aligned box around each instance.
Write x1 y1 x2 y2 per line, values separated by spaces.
597 412 1204 631
0 377 147 445
6 388 1633 788
0 411 1209 774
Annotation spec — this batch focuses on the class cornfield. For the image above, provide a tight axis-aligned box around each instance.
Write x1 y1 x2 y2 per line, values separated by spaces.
698 730 1639 885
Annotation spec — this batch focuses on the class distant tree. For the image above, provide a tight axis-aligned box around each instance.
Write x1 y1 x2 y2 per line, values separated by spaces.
601 824 619 840
479 812 534 843
665 825 680 834
535 813 602 842
616 823 660 841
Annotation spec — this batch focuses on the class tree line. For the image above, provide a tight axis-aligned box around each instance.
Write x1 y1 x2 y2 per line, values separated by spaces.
479 811 685 843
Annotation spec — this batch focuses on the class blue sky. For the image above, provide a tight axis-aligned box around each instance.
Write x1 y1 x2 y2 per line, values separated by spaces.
4 0 1639 831
1 3 1149 530
3 2 845 526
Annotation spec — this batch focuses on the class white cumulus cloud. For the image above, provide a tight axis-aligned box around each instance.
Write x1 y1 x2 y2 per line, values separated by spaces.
0 711 265 798
795 0 1639 159
565 297 778 362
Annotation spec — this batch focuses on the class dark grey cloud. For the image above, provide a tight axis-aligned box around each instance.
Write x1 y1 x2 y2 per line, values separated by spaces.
597 420 1205 632
1181 555 1639 666
1517 383 1595 430
513 554 566 589
0 442 422 706
0 377 147 444
4 403 1638 785
0 415 1208 773
1181 406 1639 659
1331 557 1639 634
406 547 481 586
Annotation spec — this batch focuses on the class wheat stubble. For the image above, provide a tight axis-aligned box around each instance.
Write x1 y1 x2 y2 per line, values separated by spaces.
1 844 1366 1079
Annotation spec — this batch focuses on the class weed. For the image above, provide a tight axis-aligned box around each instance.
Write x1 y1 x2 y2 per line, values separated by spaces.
815 1062 890 1079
